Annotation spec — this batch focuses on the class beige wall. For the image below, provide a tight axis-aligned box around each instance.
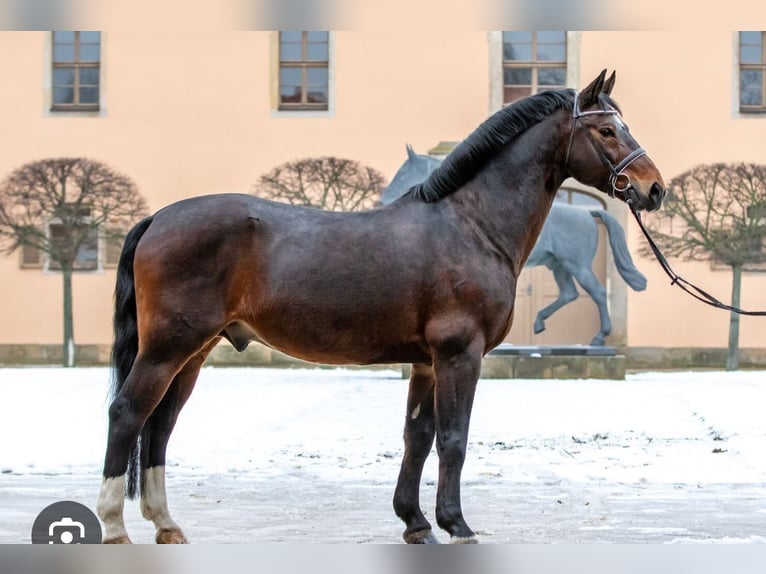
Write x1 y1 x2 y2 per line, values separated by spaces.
0 30 764 349
576 32 766 348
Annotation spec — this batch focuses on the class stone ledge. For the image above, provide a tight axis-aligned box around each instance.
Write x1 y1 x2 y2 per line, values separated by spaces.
622 346 766 370
490 343 617 356
401 352 626 380
480 354 625 379
1 343 765 373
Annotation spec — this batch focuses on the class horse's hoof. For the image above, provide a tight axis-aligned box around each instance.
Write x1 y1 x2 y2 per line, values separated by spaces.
533 322 545 334
404 529 441 544
590 336 605 346
450 534 479 544
156 528 188 544
102 535 132 544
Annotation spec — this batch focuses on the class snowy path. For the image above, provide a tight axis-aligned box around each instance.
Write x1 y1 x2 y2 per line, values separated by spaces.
1 367 764 543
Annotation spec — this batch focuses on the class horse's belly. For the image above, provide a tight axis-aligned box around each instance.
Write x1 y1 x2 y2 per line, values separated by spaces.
235 309 430 366
258 335 430 366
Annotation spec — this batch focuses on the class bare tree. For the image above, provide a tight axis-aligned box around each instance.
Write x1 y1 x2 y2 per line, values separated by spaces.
639 163 766 369
0 158 148 367
253 156 386 212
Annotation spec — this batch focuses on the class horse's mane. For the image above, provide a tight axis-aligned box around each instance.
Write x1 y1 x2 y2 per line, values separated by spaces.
411 89 575 203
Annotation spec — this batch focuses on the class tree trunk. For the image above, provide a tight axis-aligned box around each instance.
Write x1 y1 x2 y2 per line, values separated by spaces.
62 267 75 368
726 263 742 371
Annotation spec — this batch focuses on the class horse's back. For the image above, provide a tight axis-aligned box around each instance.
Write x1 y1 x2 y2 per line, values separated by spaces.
131 193 436 364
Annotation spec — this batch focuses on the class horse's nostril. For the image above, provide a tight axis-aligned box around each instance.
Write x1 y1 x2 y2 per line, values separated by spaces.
648 183 665 211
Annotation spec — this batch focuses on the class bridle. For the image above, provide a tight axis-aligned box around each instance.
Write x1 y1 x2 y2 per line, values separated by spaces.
564 91 646 205
564 91 766 316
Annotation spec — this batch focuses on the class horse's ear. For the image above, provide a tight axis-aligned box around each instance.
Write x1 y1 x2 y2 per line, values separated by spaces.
578 69 607 109
602 70 616 96
406 144 416 160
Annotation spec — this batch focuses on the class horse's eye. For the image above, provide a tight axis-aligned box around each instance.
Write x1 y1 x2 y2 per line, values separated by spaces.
599 127 615 137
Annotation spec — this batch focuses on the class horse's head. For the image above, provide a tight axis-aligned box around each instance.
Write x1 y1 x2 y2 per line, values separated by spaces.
381 145 443 205
565 70 666 212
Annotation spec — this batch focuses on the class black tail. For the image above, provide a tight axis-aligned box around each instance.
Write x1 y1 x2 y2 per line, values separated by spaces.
591 210 647 291
110 216 153 499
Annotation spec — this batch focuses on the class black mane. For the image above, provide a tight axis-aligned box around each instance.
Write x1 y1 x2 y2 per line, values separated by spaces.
412 89 575 203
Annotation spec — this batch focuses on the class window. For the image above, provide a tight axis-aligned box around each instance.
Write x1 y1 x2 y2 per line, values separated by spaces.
47 223 99 271
20 243 44 268
502 31 567 105
18 204 123 271
740 31 766 112
20 225 101 271
52 31 101 111
21 226 123 270
278 31 329 111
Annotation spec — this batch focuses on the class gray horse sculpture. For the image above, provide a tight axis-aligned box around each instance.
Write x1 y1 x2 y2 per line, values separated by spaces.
382 145 647 345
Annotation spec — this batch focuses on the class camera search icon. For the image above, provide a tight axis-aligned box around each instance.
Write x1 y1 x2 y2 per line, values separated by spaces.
31 501 102 544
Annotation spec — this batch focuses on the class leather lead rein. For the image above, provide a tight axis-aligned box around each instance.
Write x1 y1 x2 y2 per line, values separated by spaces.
630 206 766 316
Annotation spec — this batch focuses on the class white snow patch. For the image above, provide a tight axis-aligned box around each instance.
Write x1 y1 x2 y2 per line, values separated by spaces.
0 367 764 489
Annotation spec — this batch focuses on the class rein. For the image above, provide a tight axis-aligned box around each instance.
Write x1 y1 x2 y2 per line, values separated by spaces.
630 205 766 316
567 91 765 316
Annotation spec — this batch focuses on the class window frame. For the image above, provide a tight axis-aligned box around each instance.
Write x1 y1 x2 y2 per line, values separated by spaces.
277 31 330 112
103 229 124 268
739 31 766 114
51 31 101 112
502 31 568 105
555 187 606 209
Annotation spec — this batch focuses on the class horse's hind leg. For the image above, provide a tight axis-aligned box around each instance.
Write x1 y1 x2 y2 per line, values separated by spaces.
393 363 440 544
139 339 219 544
572 268 611 345
98 354 190 543
533 264 579 334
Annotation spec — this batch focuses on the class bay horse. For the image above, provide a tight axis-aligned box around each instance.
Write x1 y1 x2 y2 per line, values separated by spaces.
381 147 648 345
98 70 665 544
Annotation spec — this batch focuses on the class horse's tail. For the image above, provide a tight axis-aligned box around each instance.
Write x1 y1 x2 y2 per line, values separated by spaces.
590 209 647 292
110 215 153 499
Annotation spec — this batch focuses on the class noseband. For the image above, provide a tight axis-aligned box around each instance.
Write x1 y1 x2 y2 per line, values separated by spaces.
565 92 647 203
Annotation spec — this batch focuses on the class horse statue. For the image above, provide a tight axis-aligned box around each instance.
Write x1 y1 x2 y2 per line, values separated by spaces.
382 146 648 346
98 71 665 544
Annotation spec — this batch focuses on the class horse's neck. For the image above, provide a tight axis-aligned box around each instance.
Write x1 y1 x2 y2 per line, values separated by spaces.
449 116 568 274
424 157 441 175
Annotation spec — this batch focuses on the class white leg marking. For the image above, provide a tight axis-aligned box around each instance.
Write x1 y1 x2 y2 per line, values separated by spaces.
411 403 421 420
140 466 182 533
450 534 479 544
97 476 130 542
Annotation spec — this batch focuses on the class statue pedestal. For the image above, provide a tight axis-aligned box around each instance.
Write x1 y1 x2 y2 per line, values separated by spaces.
483 344 625 380
489 343 616 357
402 344 625 380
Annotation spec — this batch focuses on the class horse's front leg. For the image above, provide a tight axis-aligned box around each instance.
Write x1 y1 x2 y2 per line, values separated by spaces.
393 363 440 544
533 264 578 334
430 332 483 544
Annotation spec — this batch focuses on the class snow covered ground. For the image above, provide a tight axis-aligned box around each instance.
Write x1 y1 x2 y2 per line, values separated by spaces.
1 366 765 543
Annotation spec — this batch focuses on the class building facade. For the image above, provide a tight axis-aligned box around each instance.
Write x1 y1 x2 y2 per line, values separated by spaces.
1 30 765 362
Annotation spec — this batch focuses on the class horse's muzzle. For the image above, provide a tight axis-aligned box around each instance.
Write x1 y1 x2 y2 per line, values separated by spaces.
647 182 665 212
